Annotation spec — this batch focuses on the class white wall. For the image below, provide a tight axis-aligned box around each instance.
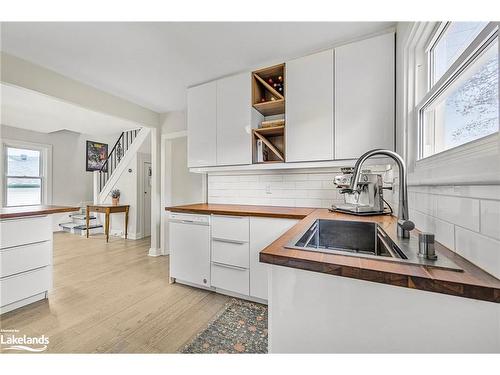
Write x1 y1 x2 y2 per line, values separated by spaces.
1 124 120 229
395 22 500 279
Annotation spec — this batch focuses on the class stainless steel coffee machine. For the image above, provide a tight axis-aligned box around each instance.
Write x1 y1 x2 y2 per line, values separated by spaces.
332 167 387 215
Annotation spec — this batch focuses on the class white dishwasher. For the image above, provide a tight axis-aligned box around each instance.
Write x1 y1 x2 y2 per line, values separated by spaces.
169 212 211 287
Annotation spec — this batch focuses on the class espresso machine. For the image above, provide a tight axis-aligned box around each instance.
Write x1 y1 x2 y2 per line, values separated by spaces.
332 167 388 215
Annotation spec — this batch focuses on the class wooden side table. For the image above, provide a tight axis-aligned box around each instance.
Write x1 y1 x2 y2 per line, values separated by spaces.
86 204 130 242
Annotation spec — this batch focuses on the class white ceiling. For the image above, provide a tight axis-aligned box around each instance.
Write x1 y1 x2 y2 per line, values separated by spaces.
1 84 139 136
0 22 394 113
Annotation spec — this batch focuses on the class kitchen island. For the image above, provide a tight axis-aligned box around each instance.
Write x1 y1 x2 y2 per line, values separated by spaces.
0 205 79 314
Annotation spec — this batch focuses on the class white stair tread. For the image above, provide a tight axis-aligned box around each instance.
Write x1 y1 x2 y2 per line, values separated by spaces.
70 214 96 220
59 222 79 229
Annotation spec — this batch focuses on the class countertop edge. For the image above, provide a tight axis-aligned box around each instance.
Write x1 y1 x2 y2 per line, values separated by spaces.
260 252 500 304
166 205 314 220
0 206 80 219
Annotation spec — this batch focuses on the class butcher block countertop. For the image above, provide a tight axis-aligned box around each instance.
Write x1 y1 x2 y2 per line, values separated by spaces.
166 203 500 303
0 205 80 219
166 203 315 220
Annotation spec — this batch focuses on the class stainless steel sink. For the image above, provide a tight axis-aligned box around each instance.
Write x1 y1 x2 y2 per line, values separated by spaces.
288 219 405 259
286 219 463 271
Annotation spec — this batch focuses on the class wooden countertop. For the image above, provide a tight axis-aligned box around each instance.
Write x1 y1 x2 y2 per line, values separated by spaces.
260 209 500 304
166 203 315 220
165 203 500 303
0 205 80 219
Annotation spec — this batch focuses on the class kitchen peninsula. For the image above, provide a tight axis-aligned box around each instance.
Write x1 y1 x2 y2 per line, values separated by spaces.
0 205 79 314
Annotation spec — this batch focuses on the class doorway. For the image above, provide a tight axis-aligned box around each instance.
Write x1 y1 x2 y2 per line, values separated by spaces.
143 161 152 237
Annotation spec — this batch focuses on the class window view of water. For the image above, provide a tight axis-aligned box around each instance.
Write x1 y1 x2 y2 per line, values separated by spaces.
6 147 42 206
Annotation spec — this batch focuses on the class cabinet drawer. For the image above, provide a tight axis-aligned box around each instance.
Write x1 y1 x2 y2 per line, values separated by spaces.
211 262 249 296
1 241 51 278
0 216 52 249
0 267 51 307
212 239 249 268
212 215 249 242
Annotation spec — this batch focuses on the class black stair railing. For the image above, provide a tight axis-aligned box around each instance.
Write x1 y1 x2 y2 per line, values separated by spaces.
98 128 141 191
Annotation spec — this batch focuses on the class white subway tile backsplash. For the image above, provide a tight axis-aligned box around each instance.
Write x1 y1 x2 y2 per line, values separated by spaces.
259 175 283 182
436 196 480 232
270 198 296 206
480 200 500 240
455 226 500 279
322 180 336 189
307 189 336 199
307 173 337 181
414 192 437 216
295 181 324 189
434 218 455 251
238 175 260 182
295 198 323 208
283 174 309 182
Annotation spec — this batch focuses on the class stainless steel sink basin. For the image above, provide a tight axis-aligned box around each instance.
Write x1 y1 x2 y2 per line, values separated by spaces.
286 219 462 272
288 219 405 259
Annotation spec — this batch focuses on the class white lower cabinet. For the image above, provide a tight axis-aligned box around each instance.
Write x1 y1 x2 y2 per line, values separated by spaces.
211 262 250 296
249 217 299 300
0 215 53 314
212 239 249 268
0 267 51 308
0 215 51 249
1 241 51 278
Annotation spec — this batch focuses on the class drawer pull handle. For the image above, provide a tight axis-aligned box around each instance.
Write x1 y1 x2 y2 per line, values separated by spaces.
212 262 247 271
212 237 247 245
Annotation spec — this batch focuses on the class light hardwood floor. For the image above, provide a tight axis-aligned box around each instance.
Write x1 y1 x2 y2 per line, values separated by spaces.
0 232 230 353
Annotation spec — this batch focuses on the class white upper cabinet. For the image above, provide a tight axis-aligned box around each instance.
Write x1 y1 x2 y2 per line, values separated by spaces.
286 49 335 162
187 81 217 168
217 72 262 166
334 32 395 159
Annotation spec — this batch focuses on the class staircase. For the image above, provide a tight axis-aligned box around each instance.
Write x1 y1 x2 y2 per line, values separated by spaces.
97 128 141 192
59 209 103 235
59 128 144 236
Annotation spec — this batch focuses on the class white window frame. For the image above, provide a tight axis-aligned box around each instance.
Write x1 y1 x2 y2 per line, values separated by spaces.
417 21 498 161
0 139 53 207
399 21 500 186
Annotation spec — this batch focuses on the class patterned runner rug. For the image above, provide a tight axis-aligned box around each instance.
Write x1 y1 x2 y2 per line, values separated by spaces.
180 298 268 354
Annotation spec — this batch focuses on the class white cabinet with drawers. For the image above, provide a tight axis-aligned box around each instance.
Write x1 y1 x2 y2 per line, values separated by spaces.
210 215 250 296
0 215 53 314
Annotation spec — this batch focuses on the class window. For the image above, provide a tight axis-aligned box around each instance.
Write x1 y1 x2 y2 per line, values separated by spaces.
418 22 499 159
2 141 52 207
430 22 489 85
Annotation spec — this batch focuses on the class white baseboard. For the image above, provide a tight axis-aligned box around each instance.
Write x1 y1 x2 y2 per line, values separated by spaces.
148 247 162 257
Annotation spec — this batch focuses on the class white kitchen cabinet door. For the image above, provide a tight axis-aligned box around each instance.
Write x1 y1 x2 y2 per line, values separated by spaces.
335 32 395 159
249 217 298 300
187 81 217 167
216 72 262 166
286 49 334 162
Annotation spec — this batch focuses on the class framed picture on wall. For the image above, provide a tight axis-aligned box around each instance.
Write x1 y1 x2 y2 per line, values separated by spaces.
86 140 108 172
